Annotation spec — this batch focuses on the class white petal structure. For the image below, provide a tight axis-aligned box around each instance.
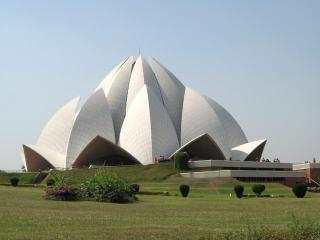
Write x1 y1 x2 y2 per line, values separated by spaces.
66 89 115 168
96 57 134 142
94 57 128 92
169 134 226 160
23 144 65 171
231 139 267 161
149 58 185 143
37 97 80 155
22 55 265 171
119 85 179 165
204 96 248 150
126 56 164 113
181 87 231 159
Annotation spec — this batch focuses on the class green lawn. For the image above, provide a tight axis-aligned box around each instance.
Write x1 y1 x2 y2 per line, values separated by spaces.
0 179 319 240
0 172 37 185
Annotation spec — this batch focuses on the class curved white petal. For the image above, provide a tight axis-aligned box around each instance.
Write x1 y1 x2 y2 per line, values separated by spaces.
37 97 80 155
126 56 164 113
23 144 65 171
72 136 139 167
231 139 267 161
149 57 185 143
119 85 179 165
181 88 231 159
169 133 226 160
102 57 134 142
94 57 129 92
204 96 248 150
66 89 115 167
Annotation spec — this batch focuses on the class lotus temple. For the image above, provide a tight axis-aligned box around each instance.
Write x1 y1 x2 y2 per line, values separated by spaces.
22 55 318 185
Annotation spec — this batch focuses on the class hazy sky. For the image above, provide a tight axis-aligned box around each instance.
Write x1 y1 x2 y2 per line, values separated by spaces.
0 0 319 170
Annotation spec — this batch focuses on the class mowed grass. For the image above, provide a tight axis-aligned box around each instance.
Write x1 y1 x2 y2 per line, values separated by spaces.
0 172 37 184
44 162 178 184
0 178 319 240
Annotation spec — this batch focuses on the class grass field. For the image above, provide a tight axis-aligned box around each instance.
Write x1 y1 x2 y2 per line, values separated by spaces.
0 169 319 240
0 172 37 185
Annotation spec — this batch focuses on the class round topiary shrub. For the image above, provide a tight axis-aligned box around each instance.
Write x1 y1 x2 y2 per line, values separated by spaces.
252 184 266 196
234 185 244 198
174 152 189 170
46 179 55 187
130 184 140 194
292 183 307 198
10 177 19 187
179 184 190 197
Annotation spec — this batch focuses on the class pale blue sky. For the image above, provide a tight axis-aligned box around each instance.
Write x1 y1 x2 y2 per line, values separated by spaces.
0 0 319 170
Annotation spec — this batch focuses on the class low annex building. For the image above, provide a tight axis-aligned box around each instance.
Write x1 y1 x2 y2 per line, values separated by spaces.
22 55 268 171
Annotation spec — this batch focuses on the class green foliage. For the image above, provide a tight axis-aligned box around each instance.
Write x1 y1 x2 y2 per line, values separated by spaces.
44 162 177 184
174 152 189 170
292 183 307 198
45 186 79 201
0 172 37 184
234 185 244 198
130 183 140 193
1 180 319 239
80 171 136 203
10 177 19 187
49 172 72 189
215 216 320 240
179 184 190 197
252 184 266 196
44 172 78 201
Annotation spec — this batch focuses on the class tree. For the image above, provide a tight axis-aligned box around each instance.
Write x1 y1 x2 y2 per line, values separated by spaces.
252 184 266 196
234 185 244 198
174 152 189 170
292 183 307 198
179 184 190 197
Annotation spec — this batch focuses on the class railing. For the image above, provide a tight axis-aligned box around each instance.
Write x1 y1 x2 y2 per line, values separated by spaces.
309 177 320 187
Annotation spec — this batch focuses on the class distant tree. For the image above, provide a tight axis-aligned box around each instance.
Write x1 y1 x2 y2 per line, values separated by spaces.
252 184 266 196
174 152 189 170
292 183 307 198
179 184 190 197
234 185 244 198
10 177 19 187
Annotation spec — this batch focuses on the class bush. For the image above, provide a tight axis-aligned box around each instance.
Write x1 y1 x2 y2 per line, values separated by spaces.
292 183 308 198
174 152 189 170
44 172 79 201
252 184 266 196
46 179 55 187
45 186 79 201
234 185 244 198
10 177 19 187
130 183 140 193
80 171 136 203
179 184 190 197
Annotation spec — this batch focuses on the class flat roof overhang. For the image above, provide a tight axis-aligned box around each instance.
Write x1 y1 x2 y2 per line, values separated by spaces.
181 170 307 179
189 160 293 170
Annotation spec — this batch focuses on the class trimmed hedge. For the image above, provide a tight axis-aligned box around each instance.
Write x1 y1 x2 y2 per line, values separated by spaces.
252 184 266 196
292 183 307 198
179 184 190 197
10 177 19 187
234 185 244 198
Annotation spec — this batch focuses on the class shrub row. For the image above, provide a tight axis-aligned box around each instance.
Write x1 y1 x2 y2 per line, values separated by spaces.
234 183 308 198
